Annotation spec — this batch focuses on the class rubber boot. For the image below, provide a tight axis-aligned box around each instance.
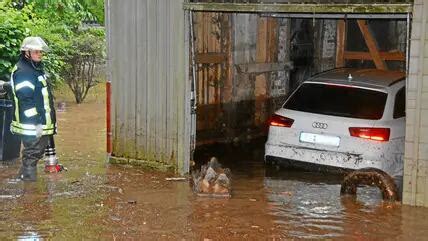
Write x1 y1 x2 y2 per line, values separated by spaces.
18 166 37 182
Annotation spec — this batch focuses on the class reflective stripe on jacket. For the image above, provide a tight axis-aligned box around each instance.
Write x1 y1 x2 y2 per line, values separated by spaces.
10 57 56 136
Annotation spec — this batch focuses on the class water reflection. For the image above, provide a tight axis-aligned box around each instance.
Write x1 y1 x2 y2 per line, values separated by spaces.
197 139 428 239
17 231 42 241
0 180 54 240
264 167 419 239
264 170 343 239
0 135 427 240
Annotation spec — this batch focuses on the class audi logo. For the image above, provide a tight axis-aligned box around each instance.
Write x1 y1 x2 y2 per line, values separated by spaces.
312 122 328 129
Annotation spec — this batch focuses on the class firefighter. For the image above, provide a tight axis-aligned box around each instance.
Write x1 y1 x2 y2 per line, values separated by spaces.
10 36 62 181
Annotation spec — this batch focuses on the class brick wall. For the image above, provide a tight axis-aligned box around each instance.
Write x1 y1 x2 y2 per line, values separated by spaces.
403 0 428 207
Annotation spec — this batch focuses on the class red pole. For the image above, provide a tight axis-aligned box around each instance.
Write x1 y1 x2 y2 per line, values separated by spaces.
106 81 112 155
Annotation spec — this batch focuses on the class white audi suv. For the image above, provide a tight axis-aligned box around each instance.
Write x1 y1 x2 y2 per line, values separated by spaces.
265 68 405 180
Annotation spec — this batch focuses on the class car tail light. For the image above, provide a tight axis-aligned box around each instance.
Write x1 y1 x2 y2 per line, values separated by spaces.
268 114 294 128
349 127 390 141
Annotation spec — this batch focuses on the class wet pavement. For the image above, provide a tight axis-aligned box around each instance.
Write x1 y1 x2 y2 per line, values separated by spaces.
1 95 428 240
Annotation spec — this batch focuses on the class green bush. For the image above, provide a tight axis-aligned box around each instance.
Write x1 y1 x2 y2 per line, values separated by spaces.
0 1 30 80
63 28 105 103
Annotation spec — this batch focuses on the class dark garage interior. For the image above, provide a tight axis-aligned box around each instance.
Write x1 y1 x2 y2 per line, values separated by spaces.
192 12 408 147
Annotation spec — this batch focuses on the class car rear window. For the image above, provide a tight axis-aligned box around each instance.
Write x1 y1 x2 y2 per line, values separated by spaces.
393 87 405 119
283 82 387 120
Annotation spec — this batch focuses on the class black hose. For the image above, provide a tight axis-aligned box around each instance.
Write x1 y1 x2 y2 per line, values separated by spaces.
340 168 400 202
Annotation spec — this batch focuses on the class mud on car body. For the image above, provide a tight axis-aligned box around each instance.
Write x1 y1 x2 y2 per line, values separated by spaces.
265 68 405 180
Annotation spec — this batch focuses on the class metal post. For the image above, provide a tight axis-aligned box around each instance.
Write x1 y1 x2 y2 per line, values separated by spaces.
189 10 198 161
105 0 113 158
405 12 411 88
106 82 112 154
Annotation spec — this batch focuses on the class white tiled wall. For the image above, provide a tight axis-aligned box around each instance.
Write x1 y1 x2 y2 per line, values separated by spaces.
403 1 428 207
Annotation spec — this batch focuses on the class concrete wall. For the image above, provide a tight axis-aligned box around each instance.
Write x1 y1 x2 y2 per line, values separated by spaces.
274 18 291 99
403 0 428 207
314 20 337 73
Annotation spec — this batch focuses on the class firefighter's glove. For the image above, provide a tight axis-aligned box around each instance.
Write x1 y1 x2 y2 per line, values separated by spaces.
35 124 43 138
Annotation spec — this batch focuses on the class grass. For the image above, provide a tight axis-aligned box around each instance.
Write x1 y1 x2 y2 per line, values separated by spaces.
53 81 106 104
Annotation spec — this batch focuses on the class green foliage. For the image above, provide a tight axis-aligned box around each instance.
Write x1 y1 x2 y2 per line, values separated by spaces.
11 0 104 24
27 0 93 28
0 1 30 79
0 0 106 103
77 0 105 25
25 4 74 84
63 28 105 103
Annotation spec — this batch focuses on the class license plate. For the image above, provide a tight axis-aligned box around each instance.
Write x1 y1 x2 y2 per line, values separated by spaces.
299 132 340 147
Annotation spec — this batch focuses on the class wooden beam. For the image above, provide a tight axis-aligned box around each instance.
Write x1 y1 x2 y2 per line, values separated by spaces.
344 51 405 61
256 17 268 64
183 3 413 14
255 17 269 126
255 17 269 97
196 53 227 64
357 20 387 70
267 18 278 63
236 62 293 74
336 20 346 68
224 14 233 103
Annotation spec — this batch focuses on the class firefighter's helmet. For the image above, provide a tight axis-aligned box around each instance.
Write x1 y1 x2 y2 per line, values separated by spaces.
20 36 49 51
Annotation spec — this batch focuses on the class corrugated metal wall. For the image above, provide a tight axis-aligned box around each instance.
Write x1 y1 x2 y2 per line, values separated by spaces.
106 0 190 173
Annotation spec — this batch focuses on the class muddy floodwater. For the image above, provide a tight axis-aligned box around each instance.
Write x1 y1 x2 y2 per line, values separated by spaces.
1 92 428 240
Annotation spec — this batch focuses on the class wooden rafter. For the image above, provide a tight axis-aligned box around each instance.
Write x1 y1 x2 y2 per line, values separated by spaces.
344 51 405 61
357 20 387 70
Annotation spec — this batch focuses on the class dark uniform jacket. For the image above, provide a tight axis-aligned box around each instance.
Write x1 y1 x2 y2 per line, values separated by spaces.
10 56 56 136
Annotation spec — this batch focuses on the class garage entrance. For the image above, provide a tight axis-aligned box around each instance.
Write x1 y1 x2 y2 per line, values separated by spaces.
185 3 411 159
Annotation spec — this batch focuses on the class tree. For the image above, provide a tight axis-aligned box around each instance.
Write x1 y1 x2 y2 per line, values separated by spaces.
10 0 104 24
63 29 105 103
